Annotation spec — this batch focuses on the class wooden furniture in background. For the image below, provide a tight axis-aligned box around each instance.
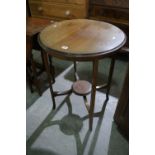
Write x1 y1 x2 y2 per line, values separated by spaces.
89 0 129 47
28 0 89 20
27 0 129 48
26 17 52 95
89 0 128 25
114 66 129 140
38 19 126 130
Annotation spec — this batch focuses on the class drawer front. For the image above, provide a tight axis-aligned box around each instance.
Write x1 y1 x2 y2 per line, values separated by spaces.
29 2 88 19
90 5 129 20
28 0 86 5
91 0 129 8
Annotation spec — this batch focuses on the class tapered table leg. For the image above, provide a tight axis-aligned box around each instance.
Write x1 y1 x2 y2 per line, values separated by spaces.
43 52 56 109
89 60 98 130
106 57 115 100
48 56 55 83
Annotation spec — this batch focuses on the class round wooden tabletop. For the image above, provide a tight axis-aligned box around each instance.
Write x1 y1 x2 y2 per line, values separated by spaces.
38 19 126 60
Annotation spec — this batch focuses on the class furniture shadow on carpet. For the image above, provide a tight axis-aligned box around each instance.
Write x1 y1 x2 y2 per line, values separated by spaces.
27 89 118 155
27 64 128 155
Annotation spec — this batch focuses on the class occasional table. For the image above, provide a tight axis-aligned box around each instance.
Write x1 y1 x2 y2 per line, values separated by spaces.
38 19 126 130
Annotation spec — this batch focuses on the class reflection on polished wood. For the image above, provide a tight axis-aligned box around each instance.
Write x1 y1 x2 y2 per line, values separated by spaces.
39 19 126 59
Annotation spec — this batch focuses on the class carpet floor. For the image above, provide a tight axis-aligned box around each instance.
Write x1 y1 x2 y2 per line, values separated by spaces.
27 64 128 155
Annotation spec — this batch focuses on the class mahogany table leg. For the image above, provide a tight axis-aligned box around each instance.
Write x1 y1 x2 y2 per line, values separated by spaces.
41 50 45 70
106 57 115 100
43 52 56 109
48 56 55 83
73 61 79 81
89 60 98 130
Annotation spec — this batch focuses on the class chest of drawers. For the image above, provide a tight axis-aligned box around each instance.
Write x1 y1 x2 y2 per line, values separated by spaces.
28 0 89 20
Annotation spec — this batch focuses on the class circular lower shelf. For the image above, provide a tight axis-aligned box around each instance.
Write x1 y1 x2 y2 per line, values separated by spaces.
72 80 92 96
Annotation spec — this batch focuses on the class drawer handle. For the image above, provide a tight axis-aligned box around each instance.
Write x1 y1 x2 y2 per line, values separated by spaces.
38 7 43 12
65 10 71 16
